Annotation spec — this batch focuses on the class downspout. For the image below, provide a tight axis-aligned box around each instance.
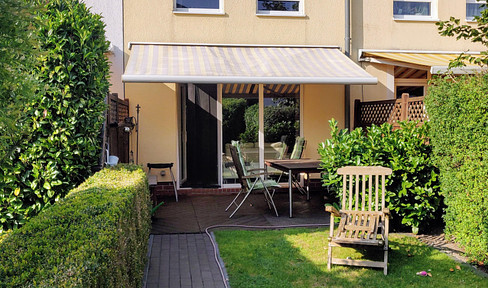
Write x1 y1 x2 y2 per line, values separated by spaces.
344 0 351 130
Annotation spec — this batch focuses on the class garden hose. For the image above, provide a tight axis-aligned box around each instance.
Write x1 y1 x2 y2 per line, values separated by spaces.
204 223 330 288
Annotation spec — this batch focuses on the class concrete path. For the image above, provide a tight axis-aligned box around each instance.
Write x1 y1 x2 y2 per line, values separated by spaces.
144 233 228 288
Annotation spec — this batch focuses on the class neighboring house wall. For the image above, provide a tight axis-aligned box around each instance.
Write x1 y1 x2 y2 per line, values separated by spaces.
83 0 124 99
349 0 486 124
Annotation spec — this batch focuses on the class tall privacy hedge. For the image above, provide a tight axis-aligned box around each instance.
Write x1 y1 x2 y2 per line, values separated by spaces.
0 0 110 231
319 120 441 233
426 74 488 264
0 165 151 287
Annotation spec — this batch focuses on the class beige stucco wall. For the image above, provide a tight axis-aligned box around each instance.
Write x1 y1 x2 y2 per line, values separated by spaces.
126 83 178 181
123 0 344 56
302 84 345 160
352 0 486 57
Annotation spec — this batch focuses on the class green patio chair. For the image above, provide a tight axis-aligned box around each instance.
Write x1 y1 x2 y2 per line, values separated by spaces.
277 137 308 196
225 141 279 218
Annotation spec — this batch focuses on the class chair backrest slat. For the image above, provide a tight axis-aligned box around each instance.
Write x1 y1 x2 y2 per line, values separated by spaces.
361 175 366 211
382 174 386 210
375 175 379 211
348 175 353 210
368 174 373 211
355 175 359 211
290 137 306 160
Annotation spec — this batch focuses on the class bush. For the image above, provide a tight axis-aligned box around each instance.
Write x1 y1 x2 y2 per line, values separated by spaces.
0 0 38 160
426 74 488 264
318 120 442 233
0 0 110 231
0 165 151 287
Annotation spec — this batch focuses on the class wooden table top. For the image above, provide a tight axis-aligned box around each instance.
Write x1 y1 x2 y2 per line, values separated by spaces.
265 159 322 173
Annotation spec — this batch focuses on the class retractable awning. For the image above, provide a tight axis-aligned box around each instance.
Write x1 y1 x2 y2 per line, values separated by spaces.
360 50 483 74
122 43 377 84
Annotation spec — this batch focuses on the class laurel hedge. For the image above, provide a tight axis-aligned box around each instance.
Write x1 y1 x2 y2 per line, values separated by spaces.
426 74 488 264
319 120 442 233
0 0 110 231
0 165 151 287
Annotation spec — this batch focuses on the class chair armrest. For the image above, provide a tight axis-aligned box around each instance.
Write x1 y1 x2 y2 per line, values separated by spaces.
325 205 341 217
242 172 270 179
248 168 266 172
382 207 390 215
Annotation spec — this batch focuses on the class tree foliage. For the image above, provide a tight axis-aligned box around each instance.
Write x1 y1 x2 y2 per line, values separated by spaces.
436 2 488 67
0 0 110 232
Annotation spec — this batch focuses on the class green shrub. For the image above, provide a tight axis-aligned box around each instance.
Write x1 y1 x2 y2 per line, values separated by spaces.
426 74 488 264
0 0 110 231
0 165 151 287
318 120 441 233
0 0 38 160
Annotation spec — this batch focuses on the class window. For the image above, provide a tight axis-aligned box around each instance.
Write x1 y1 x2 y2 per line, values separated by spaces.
174 0 223 14
467 0 486 21
257 0 304 17
393 0 438 21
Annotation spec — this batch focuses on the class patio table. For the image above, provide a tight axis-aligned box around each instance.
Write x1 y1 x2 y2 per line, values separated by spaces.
265 159 322 217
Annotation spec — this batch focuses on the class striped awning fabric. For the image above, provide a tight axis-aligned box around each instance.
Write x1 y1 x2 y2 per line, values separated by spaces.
122 43 377 84
222 84 300 96
362 51 483 74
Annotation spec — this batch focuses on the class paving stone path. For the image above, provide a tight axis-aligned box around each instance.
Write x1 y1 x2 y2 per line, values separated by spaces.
144 234 227 288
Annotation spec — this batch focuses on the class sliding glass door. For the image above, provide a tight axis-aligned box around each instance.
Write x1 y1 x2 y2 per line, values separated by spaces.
221 84 300 185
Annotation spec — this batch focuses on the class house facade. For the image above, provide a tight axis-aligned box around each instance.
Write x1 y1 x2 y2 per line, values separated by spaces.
92 0 485 190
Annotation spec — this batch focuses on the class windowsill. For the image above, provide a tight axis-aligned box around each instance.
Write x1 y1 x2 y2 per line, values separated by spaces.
393 16 439 22
173 10 225 15
256 12 306 18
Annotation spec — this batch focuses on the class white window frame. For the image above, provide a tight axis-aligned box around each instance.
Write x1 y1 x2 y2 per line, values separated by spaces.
466 0 486 22
173 0 224 15
393 0 438 21
256 0 305 17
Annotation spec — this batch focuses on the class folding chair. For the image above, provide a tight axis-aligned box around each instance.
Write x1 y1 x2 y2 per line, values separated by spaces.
225 141 280 218
325 166 392 275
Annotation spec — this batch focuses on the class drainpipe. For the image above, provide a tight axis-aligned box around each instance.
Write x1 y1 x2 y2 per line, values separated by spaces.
344 0 351 130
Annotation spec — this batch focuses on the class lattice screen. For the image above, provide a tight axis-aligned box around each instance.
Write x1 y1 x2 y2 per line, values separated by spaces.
354 95 426 129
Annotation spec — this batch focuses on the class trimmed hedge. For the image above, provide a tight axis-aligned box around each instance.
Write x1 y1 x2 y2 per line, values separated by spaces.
0 164 151 287
426 74 488 264
319 120 442 233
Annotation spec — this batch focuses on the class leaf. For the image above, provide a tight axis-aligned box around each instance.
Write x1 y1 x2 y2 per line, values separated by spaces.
43 182 51 190
14 188 20 197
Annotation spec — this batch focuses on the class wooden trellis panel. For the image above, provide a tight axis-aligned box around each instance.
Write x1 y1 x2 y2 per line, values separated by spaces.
354 93 426 130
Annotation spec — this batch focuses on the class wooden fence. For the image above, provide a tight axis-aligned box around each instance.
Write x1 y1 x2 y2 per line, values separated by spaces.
107 93 130 163
354 93 426 130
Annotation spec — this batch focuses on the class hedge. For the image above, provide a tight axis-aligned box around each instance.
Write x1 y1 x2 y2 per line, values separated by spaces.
0 164 151 287
319 119 442 233
426 74 488 264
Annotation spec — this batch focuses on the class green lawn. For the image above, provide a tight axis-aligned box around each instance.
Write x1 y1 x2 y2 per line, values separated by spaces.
214 228 488 288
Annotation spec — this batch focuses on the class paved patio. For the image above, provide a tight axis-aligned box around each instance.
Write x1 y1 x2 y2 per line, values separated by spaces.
144 191 332 288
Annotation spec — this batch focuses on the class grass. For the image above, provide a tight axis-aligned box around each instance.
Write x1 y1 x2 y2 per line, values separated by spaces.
214 228 488 288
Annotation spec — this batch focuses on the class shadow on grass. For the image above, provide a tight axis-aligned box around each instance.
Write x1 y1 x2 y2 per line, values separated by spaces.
214 228 488 288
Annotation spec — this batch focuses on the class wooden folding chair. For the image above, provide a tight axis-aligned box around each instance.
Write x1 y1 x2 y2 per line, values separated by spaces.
325 166 392 275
